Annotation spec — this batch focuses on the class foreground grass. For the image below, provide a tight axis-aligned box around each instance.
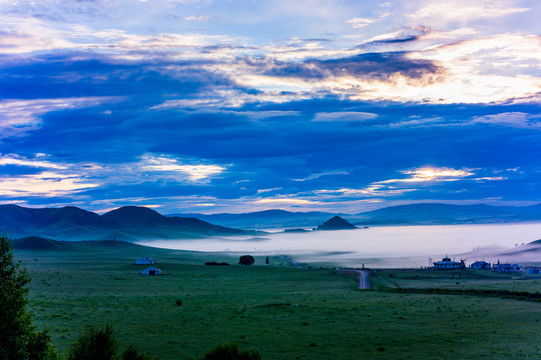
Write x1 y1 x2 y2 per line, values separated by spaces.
15 245 541 360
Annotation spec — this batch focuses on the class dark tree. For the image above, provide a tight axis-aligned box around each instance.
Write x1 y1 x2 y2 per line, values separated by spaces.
201 343 261 360
0 233 59 360
238 255 255 266
265 256 269 265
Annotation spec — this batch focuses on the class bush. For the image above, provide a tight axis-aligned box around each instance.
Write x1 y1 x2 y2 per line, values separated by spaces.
67 324 118 360
122 344 156 360
201 343 261 360
238 255 255 266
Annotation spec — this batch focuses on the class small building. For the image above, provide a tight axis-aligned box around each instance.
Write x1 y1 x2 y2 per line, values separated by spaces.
493 263 521 273
526 267 541 274
136 256 155 265
433 256 464 269
141 267 162 276
470 261 491 269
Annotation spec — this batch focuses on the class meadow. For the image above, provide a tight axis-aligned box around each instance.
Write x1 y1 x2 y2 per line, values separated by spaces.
14 241 541 360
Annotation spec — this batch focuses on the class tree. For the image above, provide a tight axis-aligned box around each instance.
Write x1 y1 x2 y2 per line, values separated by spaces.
238 255 255 266
0 233 59 360
201 343 261 360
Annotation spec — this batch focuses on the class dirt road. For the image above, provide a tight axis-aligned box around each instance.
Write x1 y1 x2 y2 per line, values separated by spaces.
338 269 371 290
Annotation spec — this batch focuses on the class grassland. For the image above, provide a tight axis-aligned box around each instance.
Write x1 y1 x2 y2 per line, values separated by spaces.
13 242 541 360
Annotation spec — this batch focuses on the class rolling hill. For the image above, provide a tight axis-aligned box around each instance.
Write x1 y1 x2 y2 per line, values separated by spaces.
0 205 254 241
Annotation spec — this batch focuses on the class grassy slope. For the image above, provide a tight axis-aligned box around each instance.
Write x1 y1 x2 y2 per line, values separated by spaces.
14 245 541 360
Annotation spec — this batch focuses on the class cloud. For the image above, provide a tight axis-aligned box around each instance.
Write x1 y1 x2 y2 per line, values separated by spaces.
0 97 122 140
347 17 375 29
138 154 226 182
409 1 530 25
252 198 322 205
293 171 349 182
184 15 210 21
0 154 66 170
312 112 378 122
0 171 99 197
378 167 475 184
470 112 541 129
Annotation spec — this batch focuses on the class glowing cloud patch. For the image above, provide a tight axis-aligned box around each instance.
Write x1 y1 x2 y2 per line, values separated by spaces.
378 167 475 184
139 154 226 182
0 172 99 197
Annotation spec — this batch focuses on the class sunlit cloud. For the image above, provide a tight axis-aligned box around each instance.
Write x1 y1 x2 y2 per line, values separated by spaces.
378 167 475 184
0 172 99 197
139 154 226 182
0 154 66 169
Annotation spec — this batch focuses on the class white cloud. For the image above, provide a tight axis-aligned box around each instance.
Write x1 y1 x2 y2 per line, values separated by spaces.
347 17 375 29
409 1 529 25
0 97 123 139
312 112 378 122
0 154 66 169
0 172 99 197
470 112 541 129
184 15 210 21
139 154 226 182
378 167 475 184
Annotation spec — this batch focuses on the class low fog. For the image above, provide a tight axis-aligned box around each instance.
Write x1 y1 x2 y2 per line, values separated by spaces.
141 223 541 268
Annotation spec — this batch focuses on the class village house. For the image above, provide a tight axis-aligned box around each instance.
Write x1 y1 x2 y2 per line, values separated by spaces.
433 256 465 270
493 262 522 273
470 261 491 269
526 267 541 274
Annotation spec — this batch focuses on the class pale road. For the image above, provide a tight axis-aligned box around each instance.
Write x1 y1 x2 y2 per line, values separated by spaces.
338 269 371 290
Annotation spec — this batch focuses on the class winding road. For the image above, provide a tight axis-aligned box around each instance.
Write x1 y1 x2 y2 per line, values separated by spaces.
338 269 371 290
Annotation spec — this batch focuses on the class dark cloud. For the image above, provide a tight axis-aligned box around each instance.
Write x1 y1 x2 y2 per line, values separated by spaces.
259 52 443 82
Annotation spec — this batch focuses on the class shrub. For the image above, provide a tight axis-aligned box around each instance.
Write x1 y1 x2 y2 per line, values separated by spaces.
201 343 261 360
238 255 255 266
67 324 118 360
122 344 156 360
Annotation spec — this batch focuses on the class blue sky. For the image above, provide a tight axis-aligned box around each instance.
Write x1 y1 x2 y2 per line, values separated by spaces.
1 0 540 214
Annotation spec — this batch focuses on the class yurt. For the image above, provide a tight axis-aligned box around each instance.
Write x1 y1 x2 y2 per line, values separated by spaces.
136 256 155 265
141 267 162 275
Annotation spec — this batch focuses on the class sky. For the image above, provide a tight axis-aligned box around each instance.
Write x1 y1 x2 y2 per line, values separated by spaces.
1 0 540 215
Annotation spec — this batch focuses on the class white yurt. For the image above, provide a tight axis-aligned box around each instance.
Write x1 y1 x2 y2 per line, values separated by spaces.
136 256 155 265
141 267 162 275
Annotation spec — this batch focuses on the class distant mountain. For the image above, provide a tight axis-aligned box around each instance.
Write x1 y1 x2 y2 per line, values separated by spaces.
166 209 343 229
352 203 541 225
0 205 254 241
167 203 541 228
316 216 357 230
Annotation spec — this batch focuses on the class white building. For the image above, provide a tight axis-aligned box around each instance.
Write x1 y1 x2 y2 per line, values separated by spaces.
141 267 162 275
433 256 464 269
136 256 155 265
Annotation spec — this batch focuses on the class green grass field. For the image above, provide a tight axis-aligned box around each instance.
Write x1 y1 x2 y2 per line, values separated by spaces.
14 243 541 360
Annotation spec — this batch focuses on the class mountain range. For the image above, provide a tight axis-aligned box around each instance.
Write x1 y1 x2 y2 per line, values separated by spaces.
0 205 252 241
3 202 541 242
168 203 541 229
